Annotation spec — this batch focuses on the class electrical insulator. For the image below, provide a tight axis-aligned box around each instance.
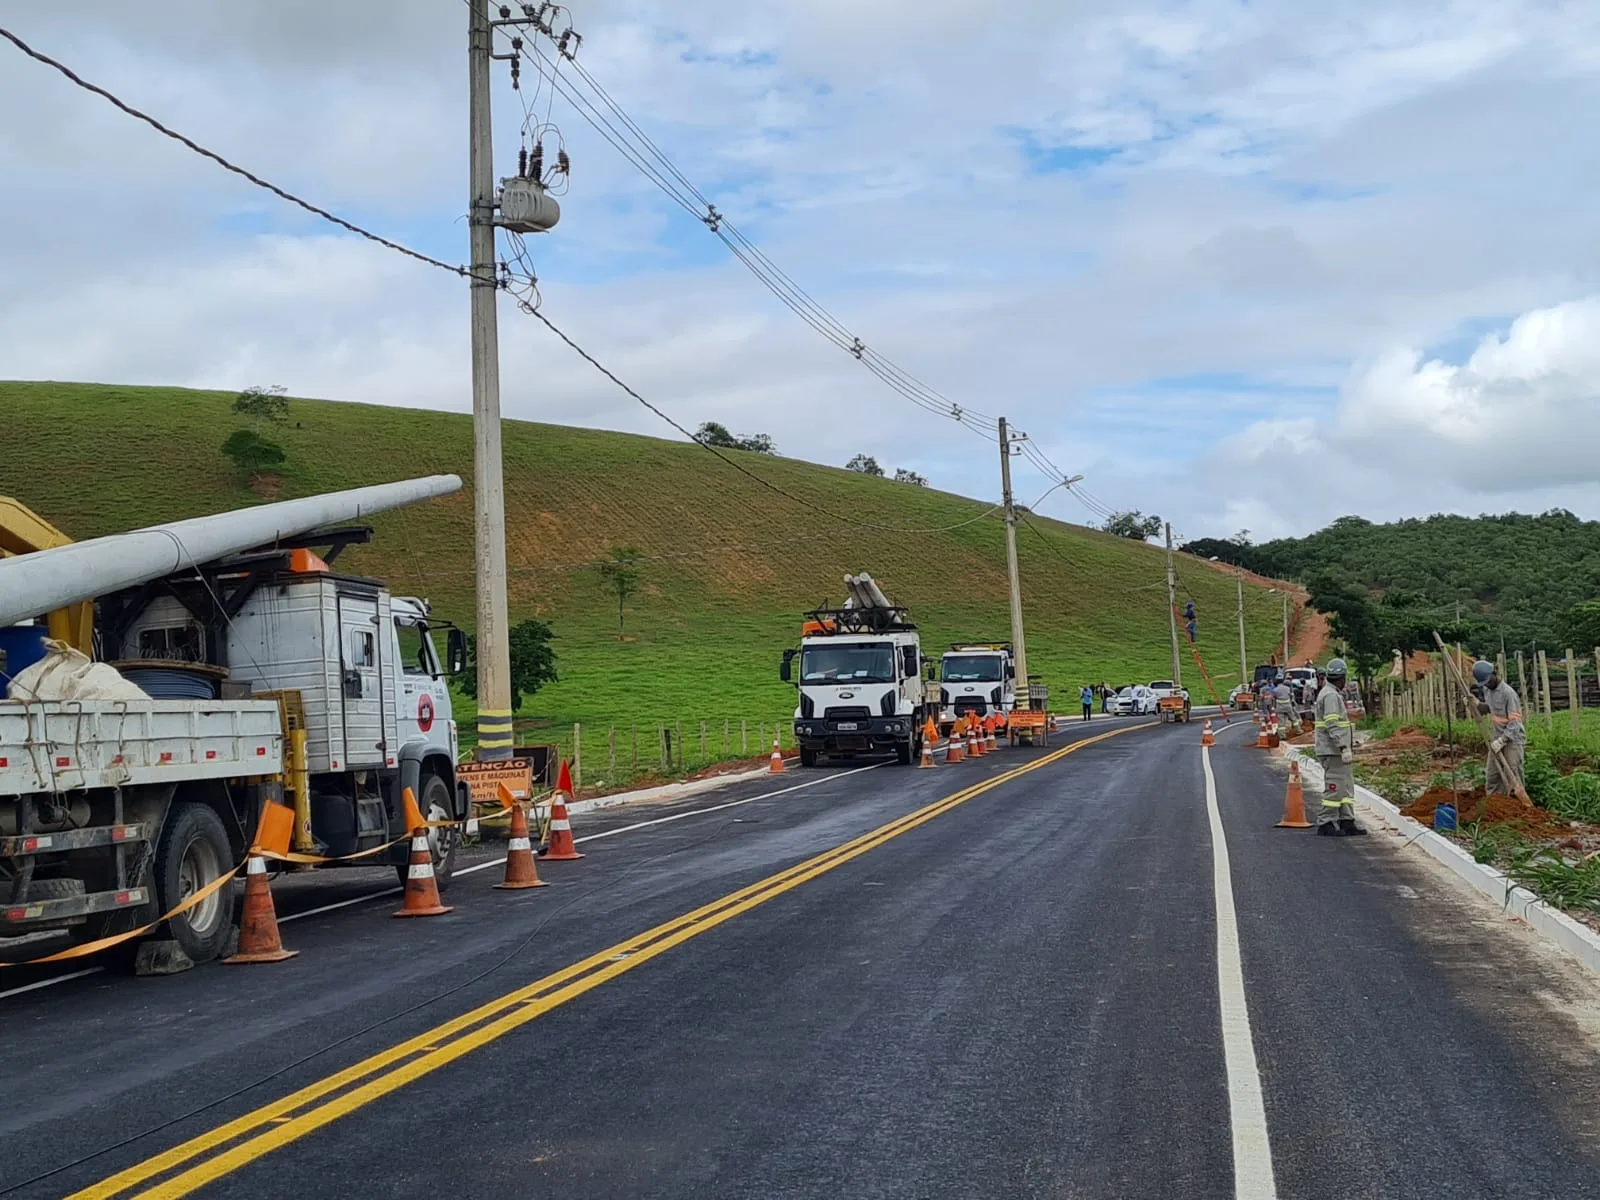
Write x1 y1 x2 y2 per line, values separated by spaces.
530 142 544 181
517 147 528 178
497 176 560 233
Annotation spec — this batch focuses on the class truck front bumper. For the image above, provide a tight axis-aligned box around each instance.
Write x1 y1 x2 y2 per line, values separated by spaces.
793 716 913 751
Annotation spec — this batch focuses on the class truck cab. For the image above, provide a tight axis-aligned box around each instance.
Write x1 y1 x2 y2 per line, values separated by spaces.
939 644 1016 729
781 574 929 768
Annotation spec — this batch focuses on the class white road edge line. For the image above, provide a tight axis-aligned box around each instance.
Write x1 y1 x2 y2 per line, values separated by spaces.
1201 743 1279 1200
1 762 887 998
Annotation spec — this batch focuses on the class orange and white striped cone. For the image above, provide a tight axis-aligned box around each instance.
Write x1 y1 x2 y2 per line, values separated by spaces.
919 718 938 768
1201 719 1216 747
985 716 999 752
1276 760 1312 829
225 855 297 964
542 760 585 861
968 718 986 757
394 786 452 917
495 784 548 890
1255 719 1270 748
945 731 964 764
769 733 785 774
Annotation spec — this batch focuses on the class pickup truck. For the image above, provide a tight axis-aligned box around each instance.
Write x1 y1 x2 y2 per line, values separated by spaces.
1148 680 1191 722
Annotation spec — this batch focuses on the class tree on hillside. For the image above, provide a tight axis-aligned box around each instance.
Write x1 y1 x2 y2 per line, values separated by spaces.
1560 601 1600 651
598 546 643 636
695 421 738 448
893 468 929 487
846 454 884 477
233 384 289 433
458 619 558 712
220 429 286 481
1103 511 1162 541
736 432 777 455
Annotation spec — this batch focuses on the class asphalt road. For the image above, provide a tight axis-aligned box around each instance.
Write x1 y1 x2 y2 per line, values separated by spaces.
3 714 1600 1199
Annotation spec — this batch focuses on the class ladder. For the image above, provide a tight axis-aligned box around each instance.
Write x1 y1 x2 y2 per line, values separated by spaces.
1172 608 1232 722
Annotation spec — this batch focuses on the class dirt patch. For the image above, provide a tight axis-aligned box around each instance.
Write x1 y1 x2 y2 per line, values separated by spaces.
1400 786 1569 835
249 471 284 499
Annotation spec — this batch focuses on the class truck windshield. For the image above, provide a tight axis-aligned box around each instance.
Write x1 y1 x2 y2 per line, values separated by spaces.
800 644 896 683
943 656 1002 683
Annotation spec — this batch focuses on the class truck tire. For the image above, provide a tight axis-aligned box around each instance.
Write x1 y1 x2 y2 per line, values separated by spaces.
799 746 819 768
895 734 914 766
154 802 234 966
395 772 457 892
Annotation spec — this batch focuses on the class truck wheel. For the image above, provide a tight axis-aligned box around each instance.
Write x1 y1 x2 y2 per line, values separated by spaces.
799 747 819 768
395 773 458 892
895 735 914 766
154 802 234 966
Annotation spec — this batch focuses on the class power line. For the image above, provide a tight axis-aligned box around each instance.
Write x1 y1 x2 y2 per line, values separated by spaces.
525 308 1005 535
0 24 471 280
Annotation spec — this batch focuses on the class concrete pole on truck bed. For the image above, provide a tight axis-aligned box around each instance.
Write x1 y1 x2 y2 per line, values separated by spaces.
997 418 1030 697
1164 523 1182 688
468 0 513 761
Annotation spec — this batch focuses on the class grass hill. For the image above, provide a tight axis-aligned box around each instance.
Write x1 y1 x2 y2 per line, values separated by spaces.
1185 512 1600 658
5 380 1297 759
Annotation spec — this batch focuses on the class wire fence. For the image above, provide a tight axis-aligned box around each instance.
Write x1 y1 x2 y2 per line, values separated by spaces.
511 716 792 793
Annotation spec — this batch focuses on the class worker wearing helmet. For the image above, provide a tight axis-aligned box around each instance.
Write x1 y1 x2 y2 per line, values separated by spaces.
1273 678 1296 733
1472 660 1525 795
1314 657 1364 836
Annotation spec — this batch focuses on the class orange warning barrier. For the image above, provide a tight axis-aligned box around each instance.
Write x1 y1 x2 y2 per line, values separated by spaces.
1276 760 1312 828
225 855 297 963
495 783 549 890
542 761 585 861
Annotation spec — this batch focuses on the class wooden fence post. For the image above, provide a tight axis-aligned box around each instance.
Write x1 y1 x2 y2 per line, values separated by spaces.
573 723 582 789
759 721 766 752
741 718 748 754
659 725 668 771
1516 651 1528 719
1538 651 1554 726
700 720 707 761
1568 650 1581 733
677 718 685 768
609 726 617 778
631 723 638 772
723 718 729 757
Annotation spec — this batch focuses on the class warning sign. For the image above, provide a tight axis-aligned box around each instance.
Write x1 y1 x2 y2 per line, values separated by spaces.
457 758 534 806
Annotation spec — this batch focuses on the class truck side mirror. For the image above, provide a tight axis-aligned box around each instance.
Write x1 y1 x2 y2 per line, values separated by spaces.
780 648 797 683
926 665 936 681
446 628 469 675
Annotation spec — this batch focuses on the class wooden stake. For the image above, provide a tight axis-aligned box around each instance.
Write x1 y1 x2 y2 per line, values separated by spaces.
741 718 748 754
573 722 582 789
609 726 617 778
1538 650 1554 726
631 723 638 773
700 720 707 761
1516 651 1528 718
1433 631 1531 805
659 725 668 771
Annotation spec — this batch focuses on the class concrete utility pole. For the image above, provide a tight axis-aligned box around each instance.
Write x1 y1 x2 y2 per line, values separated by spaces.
468 0 513 761
997 418 1029 702
1281 589 1290 668
1236 565 1249 691
1164 523 1182 687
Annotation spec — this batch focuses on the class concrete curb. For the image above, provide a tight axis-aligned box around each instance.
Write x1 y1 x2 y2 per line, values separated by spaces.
563 764 782 817
1284 747 1600 977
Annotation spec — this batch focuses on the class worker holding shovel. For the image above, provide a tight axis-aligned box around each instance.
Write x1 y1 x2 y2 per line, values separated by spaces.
1472 660 1525 796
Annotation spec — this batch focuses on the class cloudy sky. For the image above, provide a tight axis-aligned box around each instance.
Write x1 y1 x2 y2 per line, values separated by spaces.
3 0 1599 541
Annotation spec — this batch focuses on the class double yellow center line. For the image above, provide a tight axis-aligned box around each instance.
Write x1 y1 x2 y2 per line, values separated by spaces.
75 722 1148 1200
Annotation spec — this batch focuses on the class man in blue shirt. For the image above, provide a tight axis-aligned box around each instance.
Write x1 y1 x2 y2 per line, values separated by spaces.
1080 684 1094 722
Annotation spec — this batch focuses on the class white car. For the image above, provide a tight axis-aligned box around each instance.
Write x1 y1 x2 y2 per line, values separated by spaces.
1113 685 1157 716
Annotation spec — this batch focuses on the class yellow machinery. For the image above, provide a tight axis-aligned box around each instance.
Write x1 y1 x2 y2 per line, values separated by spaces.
0 496 93 652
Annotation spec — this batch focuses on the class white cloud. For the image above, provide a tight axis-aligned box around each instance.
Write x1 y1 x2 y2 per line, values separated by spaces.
2 0 1600 538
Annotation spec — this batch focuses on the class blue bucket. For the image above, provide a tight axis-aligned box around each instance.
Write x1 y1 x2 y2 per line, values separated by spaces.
1433 802 1458 833
0 625 49 686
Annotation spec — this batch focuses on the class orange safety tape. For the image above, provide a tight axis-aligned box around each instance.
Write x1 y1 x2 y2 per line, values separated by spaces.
0 860 242 968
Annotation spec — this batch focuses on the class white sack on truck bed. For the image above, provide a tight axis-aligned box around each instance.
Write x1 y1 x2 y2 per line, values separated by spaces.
5 640 148 703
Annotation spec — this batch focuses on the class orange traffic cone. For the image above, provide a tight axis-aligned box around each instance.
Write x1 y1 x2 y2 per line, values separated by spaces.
1266 719 1281 749
225 855 297 963
769 733 785 774
944 727 964 763
1201 719 1215 747
1276 760 1312 828
542 760 585 861
1255 719 1270 749
394 786 452 917
968 717 985 757
919 718 938 768
985 716 999 752
495 783 548 890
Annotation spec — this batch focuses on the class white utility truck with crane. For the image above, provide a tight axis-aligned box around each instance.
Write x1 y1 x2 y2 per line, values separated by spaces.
938 643 1016 734
0 476 467 968
781 574 934 768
